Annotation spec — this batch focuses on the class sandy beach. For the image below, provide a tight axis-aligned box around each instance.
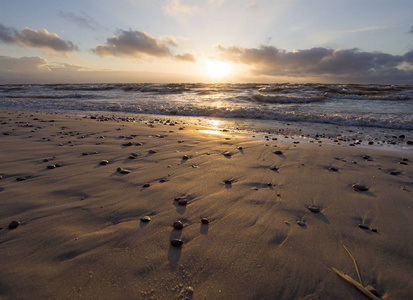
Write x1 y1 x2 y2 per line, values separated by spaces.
0 110 412 299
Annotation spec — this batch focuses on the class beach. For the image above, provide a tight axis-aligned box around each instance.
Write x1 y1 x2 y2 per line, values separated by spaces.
0 110 412 299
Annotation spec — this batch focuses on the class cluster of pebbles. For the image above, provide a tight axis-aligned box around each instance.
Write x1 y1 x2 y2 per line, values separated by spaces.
140 205 209 248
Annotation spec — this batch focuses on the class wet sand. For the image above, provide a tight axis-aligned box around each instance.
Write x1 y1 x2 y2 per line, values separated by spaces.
0 111 412 299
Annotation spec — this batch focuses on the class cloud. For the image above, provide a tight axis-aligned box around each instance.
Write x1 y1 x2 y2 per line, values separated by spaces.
92 30 175 58
174 53 196 62
58 10 100 30
0 56 49 73
347 26 385 33
163 0 198 17
217 44 413 82
0 23 77 52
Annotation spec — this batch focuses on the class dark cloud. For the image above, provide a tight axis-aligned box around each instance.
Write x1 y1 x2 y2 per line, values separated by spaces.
58 10 99 30
174 53 196 62
0 23 17 43
92 30 174 58
217 44 413 82
0 23 77 52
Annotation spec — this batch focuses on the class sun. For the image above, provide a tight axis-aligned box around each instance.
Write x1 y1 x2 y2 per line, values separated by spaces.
205 60 233 78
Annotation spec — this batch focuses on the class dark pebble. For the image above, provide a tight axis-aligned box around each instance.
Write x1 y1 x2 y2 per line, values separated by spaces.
100 160 109 165
297 220 306 226
238 146 243 150
389 171 401 176
223 152 232 157
307 205 321 213
201 218 209 224
141 216 151 222
174 197 182 201
274 150 283 155
406 140 413 145
43 158 49 162
270 166 278 171
328 167 339 172
122 142 133 146
16 177 26 181
149 150 157 154
117 167 131 174
171 239 183 247
352 184 369 191
0 226 3 230
224 180 232 185
55 163 62 168
399 161 408 165
8 220 21 229
173 221 184 230
178 199 188 206
358 224 370 230
142 183 150 188
402 158 409 161
47 165 56 169
182 155 189 160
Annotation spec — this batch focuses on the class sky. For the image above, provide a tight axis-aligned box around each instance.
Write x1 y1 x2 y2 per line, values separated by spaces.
0 0 412 84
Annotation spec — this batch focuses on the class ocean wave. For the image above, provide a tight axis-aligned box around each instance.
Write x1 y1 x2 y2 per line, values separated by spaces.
53 84 118 91
251 93 325 104
5 93 104 100
325 92 410 101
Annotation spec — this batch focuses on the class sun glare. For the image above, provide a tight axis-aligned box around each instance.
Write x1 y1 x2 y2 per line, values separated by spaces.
205 60 233 78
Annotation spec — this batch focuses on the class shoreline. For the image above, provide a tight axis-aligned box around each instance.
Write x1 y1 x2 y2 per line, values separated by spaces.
1 110 412 299
2 107 412 153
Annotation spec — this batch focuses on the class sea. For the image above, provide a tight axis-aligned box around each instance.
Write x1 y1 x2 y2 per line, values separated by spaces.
1 83 412 149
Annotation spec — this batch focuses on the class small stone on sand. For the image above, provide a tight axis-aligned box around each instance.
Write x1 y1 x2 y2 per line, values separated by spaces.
171 239 183 247
142 183 150 188
47 165 56 169
100 160 109 165
358 224 370 230
182 155 189 160
117 167 131 174
178 199 188 206
307 205 321 213
8 220 21 229
297 220 306 226
274 150 283 155
141 216 151 222
328 167 339 172
16 177 26 181
173 221 184 230
352 184 369 191
201 218 209 224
